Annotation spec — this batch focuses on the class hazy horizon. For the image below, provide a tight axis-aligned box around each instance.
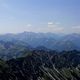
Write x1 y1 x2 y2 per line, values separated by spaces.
0 31 80 36
0 0 80 34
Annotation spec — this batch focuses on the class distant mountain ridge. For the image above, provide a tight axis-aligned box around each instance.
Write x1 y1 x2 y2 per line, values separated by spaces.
0 32 80 51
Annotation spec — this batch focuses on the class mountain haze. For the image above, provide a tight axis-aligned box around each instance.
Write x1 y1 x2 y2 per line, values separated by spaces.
0 32 80 51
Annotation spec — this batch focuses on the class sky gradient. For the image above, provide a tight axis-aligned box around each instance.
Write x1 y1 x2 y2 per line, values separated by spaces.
0 0 80 34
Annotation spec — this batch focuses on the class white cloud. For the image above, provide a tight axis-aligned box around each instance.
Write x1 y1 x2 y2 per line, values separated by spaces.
48 22 55 27
0 23 80 34
10 24 80 34
48 22 53 25
47 22 64 33
24 22 64 33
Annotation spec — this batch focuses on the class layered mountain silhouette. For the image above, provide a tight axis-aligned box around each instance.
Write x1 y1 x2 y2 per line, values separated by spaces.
0 32 80 51
0 32 80 80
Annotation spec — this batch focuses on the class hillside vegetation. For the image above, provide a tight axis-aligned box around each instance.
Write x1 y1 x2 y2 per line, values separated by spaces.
0 50 80 80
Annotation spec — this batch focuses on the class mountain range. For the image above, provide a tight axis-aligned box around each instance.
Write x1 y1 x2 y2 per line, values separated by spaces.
0 32 80 80
0 32 80 51
0 50 80 80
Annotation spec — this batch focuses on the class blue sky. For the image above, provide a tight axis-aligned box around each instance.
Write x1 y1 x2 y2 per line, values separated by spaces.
0 0 80 34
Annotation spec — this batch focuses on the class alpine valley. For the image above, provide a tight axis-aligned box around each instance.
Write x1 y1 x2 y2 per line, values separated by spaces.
0 32 80 80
